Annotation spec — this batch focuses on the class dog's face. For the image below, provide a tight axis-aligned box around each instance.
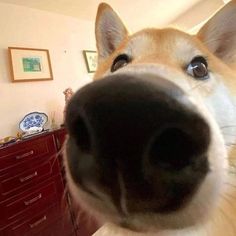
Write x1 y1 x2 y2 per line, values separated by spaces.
65 2 236 233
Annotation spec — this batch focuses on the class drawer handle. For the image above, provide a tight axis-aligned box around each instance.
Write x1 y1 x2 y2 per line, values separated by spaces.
16 150 34 160
24 193 42 206
29 215 47 228
20 171 38 183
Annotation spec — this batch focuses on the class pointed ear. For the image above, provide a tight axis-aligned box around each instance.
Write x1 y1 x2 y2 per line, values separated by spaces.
95 3 128 62
197 0 236 65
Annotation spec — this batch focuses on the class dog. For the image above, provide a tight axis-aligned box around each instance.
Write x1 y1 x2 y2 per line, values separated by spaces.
64 1 236 235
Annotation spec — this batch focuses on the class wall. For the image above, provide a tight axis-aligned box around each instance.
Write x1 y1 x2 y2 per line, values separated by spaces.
0 3 96 138
171 0 223 32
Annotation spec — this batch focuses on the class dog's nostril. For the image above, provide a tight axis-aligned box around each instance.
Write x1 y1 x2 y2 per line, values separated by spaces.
148 127 202 170
71 116 91 152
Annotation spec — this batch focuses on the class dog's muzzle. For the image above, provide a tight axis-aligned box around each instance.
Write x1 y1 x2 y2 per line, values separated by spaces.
65 73 210 215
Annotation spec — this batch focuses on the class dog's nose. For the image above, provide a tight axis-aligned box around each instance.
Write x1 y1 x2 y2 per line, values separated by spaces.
66 73 210 213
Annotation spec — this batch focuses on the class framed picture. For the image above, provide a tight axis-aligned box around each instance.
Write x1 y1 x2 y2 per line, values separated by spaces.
83 50 97 73
8 47 53 82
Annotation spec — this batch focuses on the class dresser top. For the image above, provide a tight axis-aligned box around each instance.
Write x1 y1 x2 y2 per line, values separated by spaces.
0 128 65 150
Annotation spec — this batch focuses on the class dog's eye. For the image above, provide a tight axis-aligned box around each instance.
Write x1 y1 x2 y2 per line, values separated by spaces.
186 56 209 80
111 54 130 72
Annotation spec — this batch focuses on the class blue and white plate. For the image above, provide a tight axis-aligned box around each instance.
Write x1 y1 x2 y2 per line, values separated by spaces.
19 112 48 133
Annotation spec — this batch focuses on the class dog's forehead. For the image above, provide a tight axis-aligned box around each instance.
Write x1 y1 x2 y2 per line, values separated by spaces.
124 28 203 64
94 28 210 80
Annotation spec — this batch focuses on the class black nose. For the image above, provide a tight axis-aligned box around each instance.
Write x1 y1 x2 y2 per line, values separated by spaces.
65 73 210 213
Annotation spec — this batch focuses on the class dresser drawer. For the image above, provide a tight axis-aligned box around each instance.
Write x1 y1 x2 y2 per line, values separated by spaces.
0 129 76 236
0 158 60 199
1 204 61 236
0 134 57 172
35 212 75 236
0 178 64 226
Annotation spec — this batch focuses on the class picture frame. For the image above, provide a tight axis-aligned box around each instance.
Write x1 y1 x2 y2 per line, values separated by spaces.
8 47 53 82
83 50 97 73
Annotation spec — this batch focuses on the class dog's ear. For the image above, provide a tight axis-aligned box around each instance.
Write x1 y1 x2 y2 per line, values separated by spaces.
197 0 236 65
95 3 128 62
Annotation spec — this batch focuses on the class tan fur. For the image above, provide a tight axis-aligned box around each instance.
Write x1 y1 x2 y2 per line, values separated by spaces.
65 2 236 236
92 2 236 236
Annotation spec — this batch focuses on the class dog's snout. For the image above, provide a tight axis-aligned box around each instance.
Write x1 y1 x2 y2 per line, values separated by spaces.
66 73 210 213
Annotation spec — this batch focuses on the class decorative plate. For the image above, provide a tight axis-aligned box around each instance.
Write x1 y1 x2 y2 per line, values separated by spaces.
19 112 48 132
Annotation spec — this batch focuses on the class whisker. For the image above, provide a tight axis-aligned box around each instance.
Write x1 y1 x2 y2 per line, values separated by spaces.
222 133 236 137
188 81 205 92
222 194 235 205
228 170 236 175
74 210 84 230
49 145 65 173
224 182 236 190
228 163 236 168
226 143 236 147
220 125 236 130
223 192 236 202
218 206 236 231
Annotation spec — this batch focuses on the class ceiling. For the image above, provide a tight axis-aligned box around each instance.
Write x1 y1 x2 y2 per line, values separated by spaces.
0 0 226 31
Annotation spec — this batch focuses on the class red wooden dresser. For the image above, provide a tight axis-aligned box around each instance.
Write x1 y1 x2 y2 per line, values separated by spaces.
0 128 97 236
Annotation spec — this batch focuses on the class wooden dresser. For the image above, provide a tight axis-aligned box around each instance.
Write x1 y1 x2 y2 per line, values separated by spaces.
0 128 97 236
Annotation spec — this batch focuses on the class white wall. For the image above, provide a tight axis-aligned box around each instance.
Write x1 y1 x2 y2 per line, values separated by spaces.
0 3 96 138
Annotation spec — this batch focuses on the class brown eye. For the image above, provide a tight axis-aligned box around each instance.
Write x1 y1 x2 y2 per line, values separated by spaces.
111 54 130 72
187 56 209 80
